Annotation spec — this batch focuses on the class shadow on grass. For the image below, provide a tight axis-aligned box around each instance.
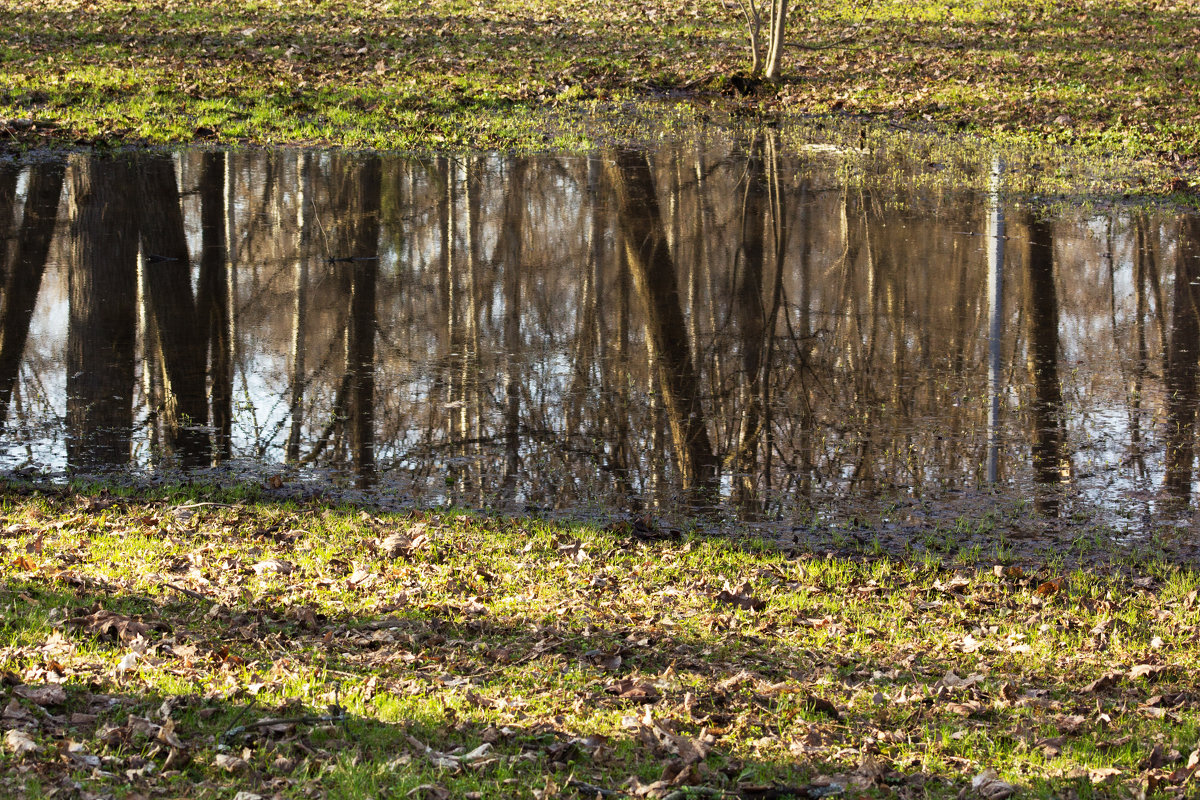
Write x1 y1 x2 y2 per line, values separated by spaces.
0 550 1129 800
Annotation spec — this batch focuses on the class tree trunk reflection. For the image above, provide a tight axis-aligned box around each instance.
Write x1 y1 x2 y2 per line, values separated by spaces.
1164 214 1200 499
500 159 526 498
606 148 719 498
198 152 232 463
334 156 381 487
67 157 137 470
0 163 64 424
136 155 210 467
1024 212 1067 515
732 136 767 510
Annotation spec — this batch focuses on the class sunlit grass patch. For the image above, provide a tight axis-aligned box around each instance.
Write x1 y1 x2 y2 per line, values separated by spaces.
2 483 1200 797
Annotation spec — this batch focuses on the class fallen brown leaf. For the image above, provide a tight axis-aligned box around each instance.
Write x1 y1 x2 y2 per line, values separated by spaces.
63 609 160 644
1129 664 1172 681
1035 577 1065 597
605 678 661 703
214 752 249 773
252 558 294 576
4 728 39 756
380 528 430 558
714 580 765 611
14 684 66 706
971 768 1017 799
1084 671 1121 692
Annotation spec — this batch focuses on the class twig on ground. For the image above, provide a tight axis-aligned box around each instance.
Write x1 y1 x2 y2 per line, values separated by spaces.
566 780 626 797
221 711 346 744
163 582 214 604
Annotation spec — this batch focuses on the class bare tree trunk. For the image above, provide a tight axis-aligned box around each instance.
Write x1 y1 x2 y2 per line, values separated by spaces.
67 157 138 471
739 4 763 76
985 160 1005 485
465 157 484 502
738 0 787 78
1127 214 1151 478
0 162 64 423
764 0 789 79
761 132 789 513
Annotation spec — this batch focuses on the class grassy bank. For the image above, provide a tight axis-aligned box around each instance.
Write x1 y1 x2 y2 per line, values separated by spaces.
2 483 1200 798
0 0 1198 190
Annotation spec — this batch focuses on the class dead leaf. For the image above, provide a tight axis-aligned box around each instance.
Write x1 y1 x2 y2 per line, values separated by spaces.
1038 737 1063 757
714 580 766 611
380 528 430 558
14 684 67 706
971 768 1017 799
1129 664 1171 681
935 575 971 594
1035 577 1065 597
63 609 160 644
937 671 984 690
637 713 715 766
801 693 841 720
1055 714 1087 733
13 553 39 571
157 718 185 749
2 699 35 722
252 558 294 576
116 652 140 674
946 700 983 717
4 728 39 756
460 743 492 762
1084 671 1120 692
605 678 661 702
584 650 623 671
214 752 249 773
347 566 376 587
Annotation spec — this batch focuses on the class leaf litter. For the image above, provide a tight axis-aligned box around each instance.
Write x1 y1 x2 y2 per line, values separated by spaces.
2 489 1200 798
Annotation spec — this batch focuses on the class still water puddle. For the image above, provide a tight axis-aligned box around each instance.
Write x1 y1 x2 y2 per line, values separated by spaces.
2 134 1199 540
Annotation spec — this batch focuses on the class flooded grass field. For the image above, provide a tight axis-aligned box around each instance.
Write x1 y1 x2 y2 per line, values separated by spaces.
7 126 1200 800
3 129 1200 557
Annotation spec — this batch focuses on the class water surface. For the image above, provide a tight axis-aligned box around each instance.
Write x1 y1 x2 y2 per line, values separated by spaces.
2 136 1199 539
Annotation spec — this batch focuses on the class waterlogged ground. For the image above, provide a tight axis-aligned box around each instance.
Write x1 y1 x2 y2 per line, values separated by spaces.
3 138 1200 538
2 486 1200 799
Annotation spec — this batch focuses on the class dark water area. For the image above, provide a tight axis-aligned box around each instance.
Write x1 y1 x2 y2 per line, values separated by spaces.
2 136 1200 543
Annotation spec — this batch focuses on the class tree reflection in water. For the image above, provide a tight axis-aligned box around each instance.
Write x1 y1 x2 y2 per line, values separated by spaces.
0 142 1199 527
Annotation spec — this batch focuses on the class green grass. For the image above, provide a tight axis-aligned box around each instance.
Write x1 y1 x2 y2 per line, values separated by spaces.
2 483 1200 797
0 0 1198 196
